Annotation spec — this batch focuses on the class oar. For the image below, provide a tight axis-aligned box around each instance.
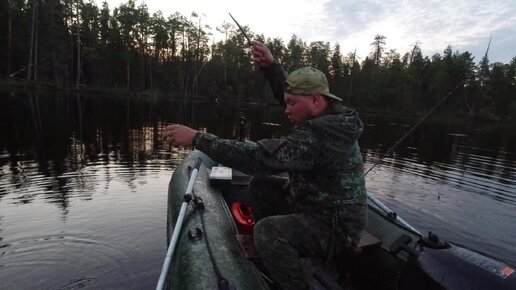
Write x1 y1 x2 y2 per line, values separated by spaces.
156 157 203 290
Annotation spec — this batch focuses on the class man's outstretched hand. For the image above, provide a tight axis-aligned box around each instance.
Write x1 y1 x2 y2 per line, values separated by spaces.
163 124 198 147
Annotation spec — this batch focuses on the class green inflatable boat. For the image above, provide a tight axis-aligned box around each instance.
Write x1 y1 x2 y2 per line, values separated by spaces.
162 150 516 290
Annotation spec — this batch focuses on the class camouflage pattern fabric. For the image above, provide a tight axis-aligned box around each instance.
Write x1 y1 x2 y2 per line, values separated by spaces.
192 62 367 289
250 176 339 290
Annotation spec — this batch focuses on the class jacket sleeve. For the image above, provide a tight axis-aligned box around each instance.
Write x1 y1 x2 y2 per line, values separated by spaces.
262 61 287 107
193 128 318 175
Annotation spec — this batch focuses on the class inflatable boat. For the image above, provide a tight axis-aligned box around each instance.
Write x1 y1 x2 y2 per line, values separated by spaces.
162 150 516 290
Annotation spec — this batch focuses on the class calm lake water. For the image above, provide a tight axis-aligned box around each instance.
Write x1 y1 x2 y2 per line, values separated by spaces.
1 93 515 289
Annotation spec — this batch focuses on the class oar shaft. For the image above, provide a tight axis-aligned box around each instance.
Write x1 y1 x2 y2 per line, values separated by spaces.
156 201 189 290
156 158 202 290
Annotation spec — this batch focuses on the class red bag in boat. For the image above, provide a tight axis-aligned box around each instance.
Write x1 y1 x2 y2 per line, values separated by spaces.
231 202 255 235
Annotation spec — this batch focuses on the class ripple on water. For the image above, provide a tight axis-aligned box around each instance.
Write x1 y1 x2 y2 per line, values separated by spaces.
57 278 96 290
364 146 516 266
0 151 171 288
1 231 152 289
369 150 516 206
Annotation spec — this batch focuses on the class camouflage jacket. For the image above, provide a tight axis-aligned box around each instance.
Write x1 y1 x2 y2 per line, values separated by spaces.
193 63 367 246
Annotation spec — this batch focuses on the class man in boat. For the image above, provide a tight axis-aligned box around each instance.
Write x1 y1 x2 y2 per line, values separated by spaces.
163 41 367 290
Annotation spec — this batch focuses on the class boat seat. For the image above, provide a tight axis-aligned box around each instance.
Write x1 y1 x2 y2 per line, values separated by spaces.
235 230 381 262
308 231 381 289
236 231 381 289
350 230 382 256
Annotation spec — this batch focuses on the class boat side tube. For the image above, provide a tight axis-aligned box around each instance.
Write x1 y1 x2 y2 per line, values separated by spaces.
166 150 269 290
367 193 421 235
399 243 516 290
365 194 516 290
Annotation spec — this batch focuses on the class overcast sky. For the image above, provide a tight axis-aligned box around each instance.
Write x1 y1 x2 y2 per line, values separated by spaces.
101 0 516 64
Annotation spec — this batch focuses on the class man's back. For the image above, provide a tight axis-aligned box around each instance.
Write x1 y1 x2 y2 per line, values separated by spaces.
282 107 367 248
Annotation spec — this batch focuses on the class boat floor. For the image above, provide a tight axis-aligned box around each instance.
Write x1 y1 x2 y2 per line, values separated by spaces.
217 175 385 290
235 231 382 290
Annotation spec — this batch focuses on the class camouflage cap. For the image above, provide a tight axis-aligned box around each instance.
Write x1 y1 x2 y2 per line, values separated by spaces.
284 66 343 101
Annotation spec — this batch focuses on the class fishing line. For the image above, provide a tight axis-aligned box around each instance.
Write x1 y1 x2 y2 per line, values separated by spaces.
364 80 465 176
365 37 492 177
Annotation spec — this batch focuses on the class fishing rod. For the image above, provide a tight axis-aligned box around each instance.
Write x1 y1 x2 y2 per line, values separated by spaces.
363 80 465 177
364 40 491 234
365 37 493 177
363 81 465 235
228 12 252 46
156 158 202 290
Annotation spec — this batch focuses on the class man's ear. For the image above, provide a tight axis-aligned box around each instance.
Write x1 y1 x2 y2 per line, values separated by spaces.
311 93 328 114
311 93 322 104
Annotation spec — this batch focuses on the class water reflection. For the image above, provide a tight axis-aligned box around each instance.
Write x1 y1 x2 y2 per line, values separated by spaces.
0 93 192 289
360 114 516 267
361 115 516 204
1 92 515 215
3 94 163 207
0 92 515 288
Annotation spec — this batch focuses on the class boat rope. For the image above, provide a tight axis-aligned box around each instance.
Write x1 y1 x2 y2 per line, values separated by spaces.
191 193 235 290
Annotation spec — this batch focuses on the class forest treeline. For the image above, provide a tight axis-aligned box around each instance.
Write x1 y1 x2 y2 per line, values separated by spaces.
1 0 515 122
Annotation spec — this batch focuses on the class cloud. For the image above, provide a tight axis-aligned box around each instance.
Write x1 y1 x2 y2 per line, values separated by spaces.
321 0 516 62
99 0 515 63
